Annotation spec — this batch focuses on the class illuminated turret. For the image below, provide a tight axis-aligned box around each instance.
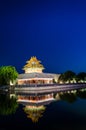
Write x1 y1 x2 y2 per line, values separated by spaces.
18 56 59 85
23 56 44 73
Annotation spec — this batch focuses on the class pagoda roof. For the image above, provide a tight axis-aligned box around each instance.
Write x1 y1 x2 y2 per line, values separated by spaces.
23 56 44 71
18 72 55 79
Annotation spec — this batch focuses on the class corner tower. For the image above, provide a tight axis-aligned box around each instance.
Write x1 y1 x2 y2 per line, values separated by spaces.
23 56 44 73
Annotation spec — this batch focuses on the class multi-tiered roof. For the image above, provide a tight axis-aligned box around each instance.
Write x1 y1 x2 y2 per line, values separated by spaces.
23 56 44 73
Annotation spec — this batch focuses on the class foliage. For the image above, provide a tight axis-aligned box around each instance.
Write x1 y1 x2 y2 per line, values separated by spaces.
75 72 86 82
0 94 18 115
0 66 18 85
58 70 76 83
58 73 65 83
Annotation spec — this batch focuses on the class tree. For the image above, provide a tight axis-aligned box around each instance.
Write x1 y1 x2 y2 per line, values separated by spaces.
63 70 76 83
76 72 86 83
0 66 18 85
58 70 76 83
58 73 65 83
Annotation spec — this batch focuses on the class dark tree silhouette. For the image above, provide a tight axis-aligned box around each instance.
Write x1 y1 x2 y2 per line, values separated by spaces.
58 70 76 83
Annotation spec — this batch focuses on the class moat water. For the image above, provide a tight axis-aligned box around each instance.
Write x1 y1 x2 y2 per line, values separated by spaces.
0 89 86 130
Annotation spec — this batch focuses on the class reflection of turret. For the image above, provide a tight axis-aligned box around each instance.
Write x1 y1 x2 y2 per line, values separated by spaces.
23 105 45 123
16 92 55 122
17 93 55 106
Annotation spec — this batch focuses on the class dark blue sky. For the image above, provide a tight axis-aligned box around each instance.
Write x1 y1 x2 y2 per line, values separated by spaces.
0 0 86 74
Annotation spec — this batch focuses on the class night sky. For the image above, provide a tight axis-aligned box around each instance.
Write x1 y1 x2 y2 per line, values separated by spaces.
0 0 86 74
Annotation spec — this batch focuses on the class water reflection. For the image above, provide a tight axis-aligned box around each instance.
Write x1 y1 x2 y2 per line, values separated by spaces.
0 91 18 115
59 92 77 103
77 90 86 99
23 105 45 123
16 92 55 122
0 89 86 123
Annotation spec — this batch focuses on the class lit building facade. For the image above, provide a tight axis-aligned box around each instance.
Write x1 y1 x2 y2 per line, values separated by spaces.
18 56 60 85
